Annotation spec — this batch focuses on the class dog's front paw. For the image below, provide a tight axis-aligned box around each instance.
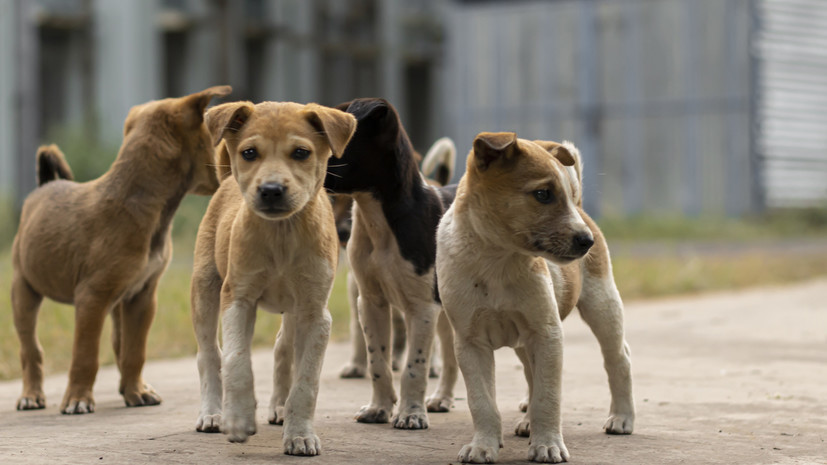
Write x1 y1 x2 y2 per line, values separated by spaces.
518 396 529 413
196 412 222 433
425 392 453 412
122 383 162 407
392 407 429 429
458 441 499 463
604 412 634 434
515 418 531 437
339 363 367 379
222 411 257 443
283 432 322 456
527 435 569 463
355 404 392 423
16 392 46 410
61 393 95 414
268 405 285 425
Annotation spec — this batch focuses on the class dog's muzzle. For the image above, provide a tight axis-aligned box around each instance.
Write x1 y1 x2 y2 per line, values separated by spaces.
571 232 594 256
257 182 290 213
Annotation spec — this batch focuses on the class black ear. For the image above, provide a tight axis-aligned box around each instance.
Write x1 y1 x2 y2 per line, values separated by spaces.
204 101 254 146
472 132 519 172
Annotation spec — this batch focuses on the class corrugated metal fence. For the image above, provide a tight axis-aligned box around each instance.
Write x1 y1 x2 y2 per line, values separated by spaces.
443 0 756 217
754 0 827 208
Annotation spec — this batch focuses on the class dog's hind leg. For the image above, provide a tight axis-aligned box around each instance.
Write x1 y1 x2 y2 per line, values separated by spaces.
282 307 331 456
393 302 438 429
426 310 456 412
391 306 407 371
513 346 533 437
269 314 294 425
339 272 367 378
192 267 223 432
354 290 397 423
577 274 635 435
61 290 116 414
12 272 46 410
117 277 163 408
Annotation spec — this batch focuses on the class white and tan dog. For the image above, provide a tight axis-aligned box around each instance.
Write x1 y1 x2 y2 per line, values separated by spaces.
437 132 634 463
190 100 356 455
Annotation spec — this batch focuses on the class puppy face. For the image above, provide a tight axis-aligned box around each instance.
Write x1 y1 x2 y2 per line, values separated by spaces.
122 86 232 196
467 132 593 264
206 101 356 220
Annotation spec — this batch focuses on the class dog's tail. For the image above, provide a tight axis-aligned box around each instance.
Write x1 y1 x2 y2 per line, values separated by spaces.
36 144 74 187
561 140 583 207
421 137 456 186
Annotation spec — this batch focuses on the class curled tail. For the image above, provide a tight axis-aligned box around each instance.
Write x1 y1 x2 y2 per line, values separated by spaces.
561 140 584 207
421 137 456 186
36 144 73 187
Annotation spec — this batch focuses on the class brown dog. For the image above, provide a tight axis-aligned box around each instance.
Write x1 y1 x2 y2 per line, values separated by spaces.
190 101 356 455
11 85 231 414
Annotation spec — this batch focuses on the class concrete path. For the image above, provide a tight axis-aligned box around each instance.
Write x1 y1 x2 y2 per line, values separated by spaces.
1 279 826 464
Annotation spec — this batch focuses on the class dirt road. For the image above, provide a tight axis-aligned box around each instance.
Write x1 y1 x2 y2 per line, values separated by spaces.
1 279 826 464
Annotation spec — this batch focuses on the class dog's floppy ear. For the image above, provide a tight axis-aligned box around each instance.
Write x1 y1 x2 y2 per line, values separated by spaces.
533 140 576 167
204 101 254 146
180 85 232 127
472 132 519 172
304 104 357 159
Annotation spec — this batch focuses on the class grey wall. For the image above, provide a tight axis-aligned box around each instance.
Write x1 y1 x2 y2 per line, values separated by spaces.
0 0 15 198
443 0 756 217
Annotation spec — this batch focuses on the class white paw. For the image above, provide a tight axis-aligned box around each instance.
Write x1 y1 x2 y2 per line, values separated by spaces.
425 392 453 412
393 408 429 429
527 435 569 463
61 396 95 415
355 404 392 423
458 442 499 463
16 393 46 410
196 412 222 433
222 411 256 443
283 433 322 456
515 418 530 437
604 413 634 434
268 405 285 425
339 363 366 379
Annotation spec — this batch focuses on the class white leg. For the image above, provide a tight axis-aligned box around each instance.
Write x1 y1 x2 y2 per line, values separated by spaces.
524 328 569 463
426 310 457 412
192 270 223 433
340 273 367 378
577 277 635 434
456 340 502 463
269 314 294 425
282 308 331 456
514 347 532 437
220 299 258 443
393 303 438 429
355 293 397 423
391 306 407 371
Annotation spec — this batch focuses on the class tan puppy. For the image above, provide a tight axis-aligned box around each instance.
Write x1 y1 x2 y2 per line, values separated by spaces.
436 132 634 463
11 86 231 414
190 100 356 455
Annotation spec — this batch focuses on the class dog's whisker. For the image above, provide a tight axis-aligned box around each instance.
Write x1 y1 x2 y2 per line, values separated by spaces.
327 163 348 168
326 171 342 179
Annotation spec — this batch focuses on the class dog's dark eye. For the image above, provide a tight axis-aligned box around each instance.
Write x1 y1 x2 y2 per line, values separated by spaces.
533 189 554 204
292 148 311 160
241 148 258 161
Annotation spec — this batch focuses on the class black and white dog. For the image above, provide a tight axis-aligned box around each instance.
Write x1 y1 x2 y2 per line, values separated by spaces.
325 98 457 428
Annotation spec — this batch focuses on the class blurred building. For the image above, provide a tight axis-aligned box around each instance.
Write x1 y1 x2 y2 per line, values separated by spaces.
1 0 826 217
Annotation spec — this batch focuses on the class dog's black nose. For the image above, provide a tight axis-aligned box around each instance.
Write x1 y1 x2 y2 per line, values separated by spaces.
572 232 594 253
258 183 286 204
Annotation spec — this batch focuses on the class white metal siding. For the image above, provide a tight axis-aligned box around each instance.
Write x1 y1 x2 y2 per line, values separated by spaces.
756 0 827 208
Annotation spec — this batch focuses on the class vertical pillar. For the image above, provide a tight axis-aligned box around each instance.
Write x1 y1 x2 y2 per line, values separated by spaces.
14 0 39 205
